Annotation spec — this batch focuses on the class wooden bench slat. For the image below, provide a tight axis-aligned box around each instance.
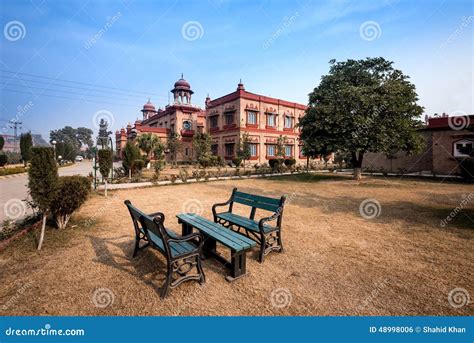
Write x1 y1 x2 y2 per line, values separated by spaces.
234 191 281 206
190 215 256 247
216 212 276 234
233 194 281 212
179 214 252 250
177 213 256 251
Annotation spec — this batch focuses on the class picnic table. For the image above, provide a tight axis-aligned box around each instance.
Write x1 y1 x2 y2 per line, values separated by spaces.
177 213 257 282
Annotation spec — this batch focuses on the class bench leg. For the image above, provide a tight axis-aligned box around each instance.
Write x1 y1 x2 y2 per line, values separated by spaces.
202 236 217 259
225 250 247 282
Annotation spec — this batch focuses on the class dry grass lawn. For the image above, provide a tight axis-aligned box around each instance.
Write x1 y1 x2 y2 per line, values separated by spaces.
1 174 473 316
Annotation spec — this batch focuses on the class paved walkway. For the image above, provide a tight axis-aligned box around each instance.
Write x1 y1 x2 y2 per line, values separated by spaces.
0 161 94 223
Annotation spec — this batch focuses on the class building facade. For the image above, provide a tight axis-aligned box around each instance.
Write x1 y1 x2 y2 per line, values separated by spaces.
116 77 308 164
363 114 474 175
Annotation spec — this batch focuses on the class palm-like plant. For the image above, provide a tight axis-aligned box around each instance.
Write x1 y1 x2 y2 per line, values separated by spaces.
137 133 159 159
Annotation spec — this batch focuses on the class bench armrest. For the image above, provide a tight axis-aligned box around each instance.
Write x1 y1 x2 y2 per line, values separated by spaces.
168 232 203 249
148 211 165 222
258 211 282 233
212 200 231 217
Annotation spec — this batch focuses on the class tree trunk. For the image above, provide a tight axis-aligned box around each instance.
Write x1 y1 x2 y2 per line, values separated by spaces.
104 179 108 197
352 151 364 181
37 212 47 250
128 169 131 180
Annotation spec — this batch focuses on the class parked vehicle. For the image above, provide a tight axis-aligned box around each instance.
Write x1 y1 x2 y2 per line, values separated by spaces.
75 156 84 162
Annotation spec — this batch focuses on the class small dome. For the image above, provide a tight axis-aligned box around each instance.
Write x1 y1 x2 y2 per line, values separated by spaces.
174 73 191 90
142 98 156 111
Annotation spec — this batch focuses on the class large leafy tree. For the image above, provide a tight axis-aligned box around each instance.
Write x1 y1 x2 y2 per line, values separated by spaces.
299 57 424 180
20 132 33 166
122 141 140 177
50 126 93 154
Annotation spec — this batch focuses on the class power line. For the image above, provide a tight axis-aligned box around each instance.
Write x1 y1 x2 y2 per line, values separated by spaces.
8 119 22 153
2 88 137 107
0 81 150 104
0 69 166 98
0 75 162 100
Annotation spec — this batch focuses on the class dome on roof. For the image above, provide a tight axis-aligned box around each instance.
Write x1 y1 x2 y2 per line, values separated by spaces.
142 98 156 112
173 73 191 90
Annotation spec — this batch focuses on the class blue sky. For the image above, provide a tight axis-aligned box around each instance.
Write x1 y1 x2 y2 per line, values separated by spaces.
0 0 472 140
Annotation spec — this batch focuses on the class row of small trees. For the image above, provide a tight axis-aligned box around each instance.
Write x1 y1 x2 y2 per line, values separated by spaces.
27 147 90 250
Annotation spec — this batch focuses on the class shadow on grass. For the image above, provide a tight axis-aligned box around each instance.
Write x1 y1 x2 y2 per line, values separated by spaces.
87 234 167 296
289 191 473 234
262 172 349 183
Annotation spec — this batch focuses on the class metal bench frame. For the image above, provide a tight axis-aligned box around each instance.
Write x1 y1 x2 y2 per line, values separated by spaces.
212 188 286 263
125 200 205 298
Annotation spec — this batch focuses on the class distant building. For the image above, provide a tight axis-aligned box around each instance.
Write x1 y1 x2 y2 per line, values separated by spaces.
116 76 310 164
363 114 474 175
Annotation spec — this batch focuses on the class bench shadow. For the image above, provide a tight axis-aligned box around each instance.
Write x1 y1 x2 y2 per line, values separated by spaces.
87 234 167 296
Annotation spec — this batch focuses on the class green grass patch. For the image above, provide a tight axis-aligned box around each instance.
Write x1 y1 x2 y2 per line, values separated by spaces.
264 172 348 183
0 167 26 176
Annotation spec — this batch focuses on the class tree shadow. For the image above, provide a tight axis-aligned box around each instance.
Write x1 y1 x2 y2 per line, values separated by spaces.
289 191 473 236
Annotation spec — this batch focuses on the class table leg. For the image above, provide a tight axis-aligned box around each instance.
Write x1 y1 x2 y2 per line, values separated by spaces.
202 236 217 259
181 222 192 236
225 250 247 282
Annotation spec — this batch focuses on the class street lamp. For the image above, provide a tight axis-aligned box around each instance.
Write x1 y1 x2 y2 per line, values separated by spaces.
52 140 57 161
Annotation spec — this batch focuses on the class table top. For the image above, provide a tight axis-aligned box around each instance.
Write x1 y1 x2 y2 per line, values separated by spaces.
177 213 256 252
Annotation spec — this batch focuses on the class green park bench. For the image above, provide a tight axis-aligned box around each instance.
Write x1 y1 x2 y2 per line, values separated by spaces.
177 213 256 282
124 200 205 298
212 188 286 263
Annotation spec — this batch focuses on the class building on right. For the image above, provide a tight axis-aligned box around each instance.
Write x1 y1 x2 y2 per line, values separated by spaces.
363 114 474 175
205 81 308 164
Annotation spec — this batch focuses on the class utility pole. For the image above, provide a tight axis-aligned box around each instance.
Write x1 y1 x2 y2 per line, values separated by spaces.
8 120 22 153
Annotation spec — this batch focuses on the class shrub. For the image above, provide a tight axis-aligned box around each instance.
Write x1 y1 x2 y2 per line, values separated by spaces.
0 154 7 167
133 159 145 174
98 149 113 196
179 168 189 182
269 158 283 171
28 147 58 250
170 174 177 184
284 158 296 167
154 160 165 175
459 158 474 180
113 167 126 178
122 141 140 174
232 158 242 167
50 176 90 229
